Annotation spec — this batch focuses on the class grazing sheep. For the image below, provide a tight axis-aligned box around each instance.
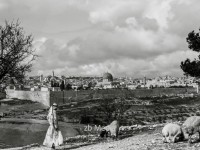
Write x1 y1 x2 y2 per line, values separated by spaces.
100 120 119 139
100 129 109 138
162 123 184 143
182 116 200 143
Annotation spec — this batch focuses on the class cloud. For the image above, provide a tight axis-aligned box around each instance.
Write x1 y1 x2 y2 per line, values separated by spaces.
1 0 200 77
31 36 197 78
144 0 174 30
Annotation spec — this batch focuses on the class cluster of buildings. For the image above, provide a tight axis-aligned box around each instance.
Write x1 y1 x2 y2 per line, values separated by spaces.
127 75 199 90
4 72 199 91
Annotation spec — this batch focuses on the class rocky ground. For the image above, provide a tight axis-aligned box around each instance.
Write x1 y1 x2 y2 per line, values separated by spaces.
10 127 200 150
72 133 200 150
56 124 200 150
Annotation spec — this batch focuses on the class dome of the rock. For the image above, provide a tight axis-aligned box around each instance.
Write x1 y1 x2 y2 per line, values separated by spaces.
103 72 113 82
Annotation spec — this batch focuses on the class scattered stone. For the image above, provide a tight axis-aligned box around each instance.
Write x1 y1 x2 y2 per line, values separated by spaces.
0 98 13 102
151 140 155 144
108 144 114 148
0 112 4 117
33 109 44 113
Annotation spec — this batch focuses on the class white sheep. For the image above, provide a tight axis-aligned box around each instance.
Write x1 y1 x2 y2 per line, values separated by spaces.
162 123 184 143
100 120 119 139
182 116 200 143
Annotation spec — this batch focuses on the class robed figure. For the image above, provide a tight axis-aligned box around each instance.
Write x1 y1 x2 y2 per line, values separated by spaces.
43 103 64 148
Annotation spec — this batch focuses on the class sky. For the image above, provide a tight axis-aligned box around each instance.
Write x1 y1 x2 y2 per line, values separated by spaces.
0 0 200 78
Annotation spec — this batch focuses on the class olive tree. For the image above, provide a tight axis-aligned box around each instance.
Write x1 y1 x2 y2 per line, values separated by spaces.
0 20 37 84
181 29 200 77
96 97 130 124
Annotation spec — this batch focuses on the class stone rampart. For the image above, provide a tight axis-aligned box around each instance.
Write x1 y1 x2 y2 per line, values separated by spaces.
6 90 50 106
5 87 198 107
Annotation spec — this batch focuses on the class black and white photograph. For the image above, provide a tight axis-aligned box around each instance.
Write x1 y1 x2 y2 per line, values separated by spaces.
1 0 200 149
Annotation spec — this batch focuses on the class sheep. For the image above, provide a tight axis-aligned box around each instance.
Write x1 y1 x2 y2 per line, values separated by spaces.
182 116 200 143
100 120 119 139
162 123 184 143
100 128 109 138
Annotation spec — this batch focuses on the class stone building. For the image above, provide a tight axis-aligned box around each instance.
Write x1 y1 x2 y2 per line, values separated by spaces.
95 72 119 89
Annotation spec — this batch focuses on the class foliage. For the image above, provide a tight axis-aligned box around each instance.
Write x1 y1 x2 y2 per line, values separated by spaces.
60 80 65 91
181 29 200 77
51 80 59 87
96 97 130 124
65 83 72 90
0 20 37 84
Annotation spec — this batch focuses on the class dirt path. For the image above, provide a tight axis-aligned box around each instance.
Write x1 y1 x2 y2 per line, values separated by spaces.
72 133 200 150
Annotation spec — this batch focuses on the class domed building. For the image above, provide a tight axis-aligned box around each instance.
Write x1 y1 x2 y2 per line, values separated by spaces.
103 72 113 82
95 72 119 89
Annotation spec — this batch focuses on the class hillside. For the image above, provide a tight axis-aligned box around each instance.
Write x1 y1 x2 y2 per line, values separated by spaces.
11 124 200 150
72 132 200 150
1 95 200 149
57 94 200 126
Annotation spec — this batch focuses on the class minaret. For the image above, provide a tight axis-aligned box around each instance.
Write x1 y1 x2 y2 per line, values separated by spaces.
40 74 43 82
51 71 55 87
52 71 54 77
144 76 146 85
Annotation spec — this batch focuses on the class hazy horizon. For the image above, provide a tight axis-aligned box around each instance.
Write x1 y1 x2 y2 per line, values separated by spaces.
27 73 188 79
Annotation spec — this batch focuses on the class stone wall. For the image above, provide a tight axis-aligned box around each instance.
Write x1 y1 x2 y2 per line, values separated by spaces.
49 87 197 104
5 87 198 107
126 87 197 97
6 90 50 106
49 90 94 105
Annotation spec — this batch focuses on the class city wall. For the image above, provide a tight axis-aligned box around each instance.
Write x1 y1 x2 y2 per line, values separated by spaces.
6 90 50 106
5 87 198 107
50 87 197 103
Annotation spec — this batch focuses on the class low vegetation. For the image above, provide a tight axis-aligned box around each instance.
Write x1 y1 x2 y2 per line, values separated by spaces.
1 95 200 149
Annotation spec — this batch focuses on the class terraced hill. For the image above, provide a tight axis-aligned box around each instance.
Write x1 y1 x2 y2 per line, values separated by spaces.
57 95 200 126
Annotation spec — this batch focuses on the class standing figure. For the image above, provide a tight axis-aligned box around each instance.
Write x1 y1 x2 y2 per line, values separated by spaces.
43 103 64 148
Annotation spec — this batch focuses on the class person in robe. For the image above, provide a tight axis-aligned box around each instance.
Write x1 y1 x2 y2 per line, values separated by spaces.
43 103 64 148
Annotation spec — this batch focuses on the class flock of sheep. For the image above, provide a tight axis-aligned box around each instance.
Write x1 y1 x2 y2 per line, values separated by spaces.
162 115 200 144
100 116 200 144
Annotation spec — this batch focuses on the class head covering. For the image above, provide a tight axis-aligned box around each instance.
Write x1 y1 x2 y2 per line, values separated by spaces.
52 103 58 107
